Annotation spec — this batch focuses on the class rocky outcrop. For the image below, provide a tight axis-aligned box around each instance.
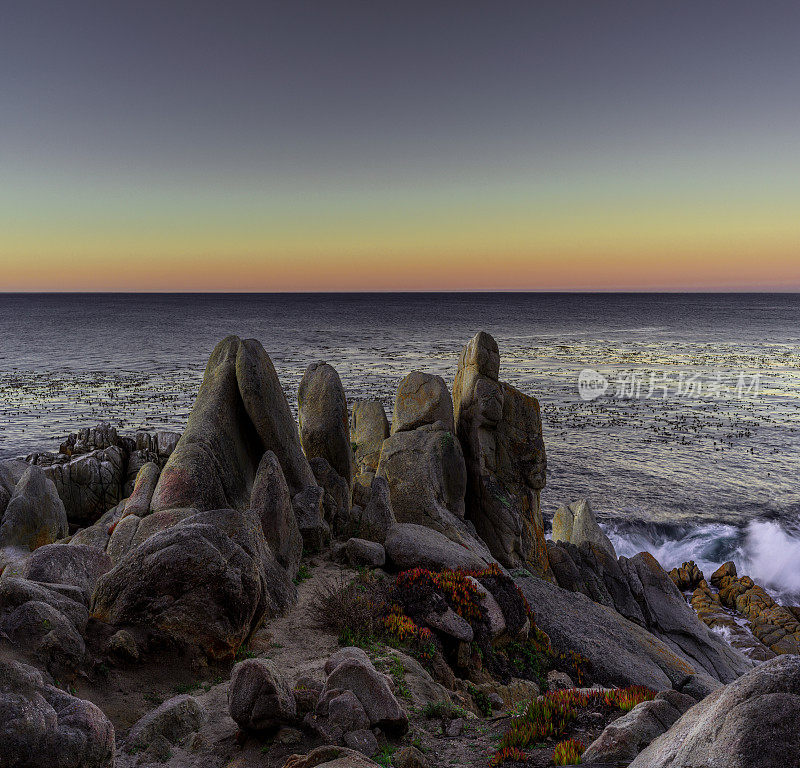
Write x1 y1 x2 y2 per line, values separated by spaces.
515 573 724 695
621 552 753 683
299 361 354 487
550 498 616 559
123 461 160 518
92 508 295 658
310 456 351 536
710 561 800 655
350 400 389 475
251 451 303 578
0 657 115 768
629 654 800 768
349 476 395 544
292 486 332 552
453 331 550 577
0 464 67 552
391 372 454 434
151 336 315 512
668 559 705 592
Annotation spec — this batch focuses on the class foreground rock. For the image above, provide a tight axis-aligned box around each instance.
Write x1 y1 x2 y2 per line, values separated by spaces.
385 523 493 572
22 543 112 600
582 689 697 765
391 371 454 434
550 498 616 559
0 657 114 768
151 335 315 512
127 694 206 751
228 658 297 731
92 508 295 658
453 331 550 577
629 654 800 768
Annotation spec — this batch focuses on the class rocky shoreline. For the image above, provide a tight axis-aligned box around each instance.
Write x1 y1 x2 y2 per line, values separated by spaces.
1 331 798 768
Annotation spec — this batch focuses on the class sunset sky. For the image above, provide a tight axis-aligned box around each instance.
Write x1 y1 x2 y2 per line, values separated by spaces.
2 1 800 292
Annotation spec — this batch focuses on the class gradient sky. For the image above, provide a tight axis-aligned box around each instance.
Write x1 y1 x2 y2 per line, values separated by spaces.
2 1 800 291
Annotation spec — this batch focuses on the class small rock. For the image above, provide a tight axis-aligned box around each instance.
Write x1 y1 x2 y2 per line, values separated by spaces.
346 538 386 568
394 746 430 768
423 606 474 642
107 629 140 661
343 728 379 756
445 717 464 737
546 670 574 691
328 690 370 733
487 692 504 710
276 726 304 746
127 695 206 750
228 658 297 731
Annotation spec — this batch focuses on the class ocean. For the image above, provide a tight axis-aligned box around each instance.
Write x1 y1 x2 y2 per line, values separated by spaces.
1 293 799 601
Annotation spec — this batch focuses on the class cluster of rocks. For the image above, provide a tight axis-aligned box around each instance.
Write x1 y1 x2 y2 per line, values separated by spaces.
2 329 797 768
679 560 800 659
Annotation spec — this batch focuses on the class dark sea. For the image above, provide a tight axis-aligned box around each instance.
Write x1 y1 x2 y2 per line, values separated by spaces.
1 293 799 601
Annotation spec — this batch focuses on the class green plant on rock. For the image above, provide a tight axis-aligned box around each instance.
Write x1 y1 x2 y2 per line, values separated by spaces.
294 563 313 584
422 700 469 720
467 683 493 717
375 745 396 767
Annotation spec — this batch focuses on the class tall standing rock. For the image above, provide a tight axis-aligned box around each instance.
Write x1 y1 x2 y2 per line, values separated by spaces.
351 400 389 475
298 362 354 488
453 331 551 577
150 336 315 513
250 451 303 578
391 372 454 434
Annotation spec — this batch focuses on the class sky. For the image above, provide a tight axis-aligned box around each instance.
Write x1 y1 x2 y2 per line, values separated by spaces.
1 1 800 292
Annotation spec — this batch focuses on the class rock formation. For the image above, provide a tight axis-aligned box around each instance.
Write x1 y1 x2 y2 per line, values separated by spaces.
298 361 354 487
551 498 616 559
350 399 389 478
453 331 550 577
151 335 315 512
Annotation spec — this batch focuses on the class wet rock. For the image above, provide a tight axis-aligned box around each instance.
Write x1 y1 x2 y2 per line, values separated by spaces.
151 336 315 512
127 694 206 750
0 657 114 768
251 450 303 578
453 331 550 576
0 464 68 551
292 486 332 553
710 560 737 587
351 400 389 474
629 654 800 768
299 361 354 486
22 543 111 600
668 560 704 592
123 461 160 518
228 658 297 731
384 523 492 572
391 371 454 434
92 508 295 659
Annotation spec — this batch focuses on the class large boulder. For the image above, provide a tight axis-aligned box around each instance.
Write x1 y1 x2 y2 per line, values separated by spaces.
514 573 724 694
0 465 67 552
251 451 303 578
391 372 454 434
376 422 468 539
22 543 112 600
351 400 389 474
550 498 616 559
621 552 753 683
453 331 550 577
126 694 206 750
292 486 332 552
322 656 408 734
350 476 395 544
385 523 493 572
151 336 315 512
92 508 295 658
299 361 354 487
0 657 115 768
629 654 800 768
228 658 297 731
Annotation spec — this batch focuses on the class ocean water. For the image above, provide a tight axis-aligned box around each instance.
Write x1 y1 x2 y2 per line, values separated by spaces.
1 293 799 600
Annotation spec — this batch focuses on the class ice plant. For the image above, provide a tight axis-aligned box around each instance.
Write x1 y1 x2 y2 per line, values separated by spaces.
489 746 526 766
553 738 585 765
